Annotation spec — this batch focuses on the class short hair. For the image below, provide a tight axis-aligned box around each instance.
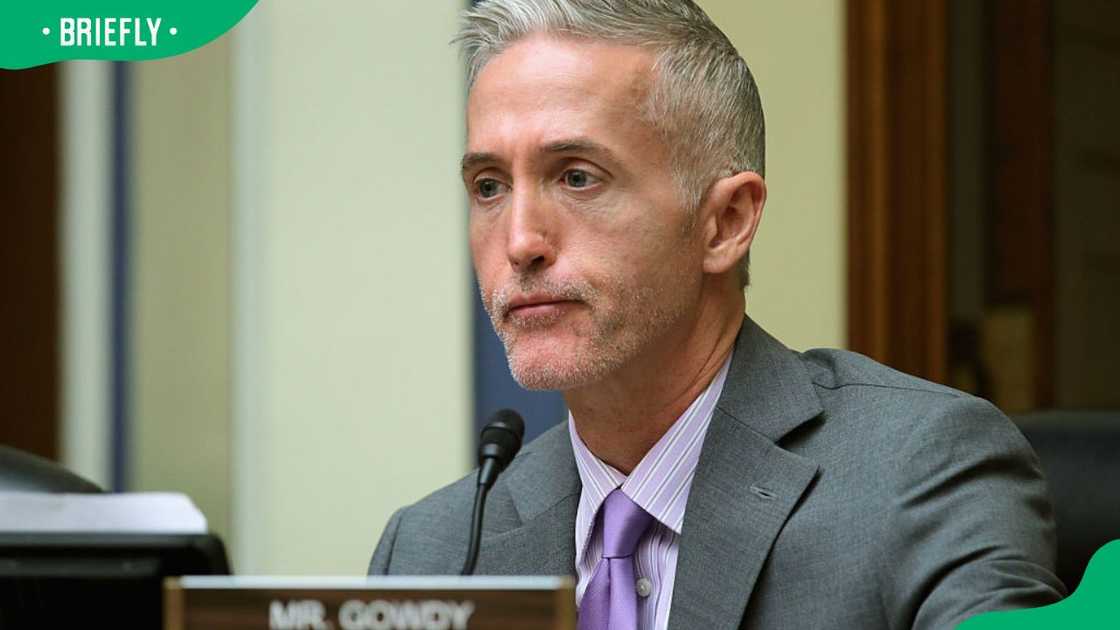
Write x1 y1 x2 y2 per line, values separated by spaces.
455 0 765 288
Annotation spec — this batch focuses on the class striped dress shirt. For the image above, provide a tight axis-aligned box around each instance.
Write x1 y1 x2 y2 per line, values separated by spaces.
569 355 732 630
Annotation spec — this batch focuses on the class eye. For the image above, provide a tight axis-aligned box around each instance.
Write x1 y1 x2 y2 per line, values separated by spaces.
563 169 597 189
475 178 506 199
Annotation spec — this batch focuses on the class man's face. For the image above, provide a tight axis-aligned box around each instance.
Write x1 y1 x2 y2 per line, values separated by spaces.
464 35 705 391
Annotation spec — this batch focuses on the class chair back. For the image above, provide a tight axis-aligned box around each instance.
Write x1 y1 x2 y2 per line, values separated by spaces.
1018 411 1120 592
0 445 102 493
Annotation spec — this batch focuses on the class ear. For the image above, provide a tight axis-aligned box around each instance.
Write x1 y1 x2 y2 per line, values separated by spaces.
699 171 766 277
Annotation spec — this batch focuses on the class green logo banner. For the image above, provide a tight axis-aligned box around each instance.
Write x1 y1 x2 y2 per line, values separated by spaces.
0 1 259 69
960 540 1120 629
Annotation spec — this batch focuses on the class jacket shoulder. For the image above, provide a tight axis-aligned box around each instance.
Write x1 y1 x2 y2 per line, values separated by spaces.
397 422 570 524
792 346 1029 467
800 347 965 399
369 422 570 574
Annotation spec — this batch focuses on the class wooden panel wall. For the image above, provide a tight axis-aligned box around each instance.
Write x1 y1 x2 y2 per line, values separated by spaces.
0 66 60 458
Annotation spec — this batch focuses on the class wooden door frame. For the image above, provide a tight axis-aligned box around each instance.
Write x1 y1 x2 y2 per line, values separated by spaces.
847 0 949 384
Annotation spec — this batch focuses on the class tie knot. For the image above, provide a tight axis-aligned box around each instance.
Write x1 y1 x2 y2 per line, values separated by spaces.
599 489 654 559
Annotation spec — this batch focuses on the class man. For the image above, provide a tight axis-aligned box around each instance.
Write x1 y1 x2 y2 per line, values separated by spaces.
369 1 1066 628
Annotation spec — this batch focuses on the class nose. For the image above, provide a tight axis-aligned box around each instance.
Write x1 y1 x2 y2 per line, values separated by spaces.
505 186 556 272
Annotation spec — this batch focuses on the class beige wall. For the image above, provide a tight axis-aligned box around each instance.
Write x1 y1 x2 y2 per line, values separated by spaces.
131 41 233 543
230 2 471 574
701 0 847 350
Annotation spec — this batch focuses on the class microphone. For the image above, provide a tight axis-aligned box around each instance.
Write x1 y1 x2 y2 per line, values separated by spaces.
461 409 525 575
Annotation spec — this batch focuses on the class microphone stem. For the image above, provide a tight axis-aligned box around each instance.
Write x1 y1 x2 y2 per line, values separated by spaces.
460 482 490 575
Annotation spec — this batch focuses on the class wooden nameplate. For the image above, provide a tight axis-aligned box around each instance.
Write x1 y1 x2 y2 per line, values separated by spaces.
164 575 575 630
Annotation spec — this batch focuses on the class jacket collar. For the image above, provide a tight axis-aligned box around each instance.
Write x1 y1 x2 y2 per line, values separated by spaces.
716 316 824 442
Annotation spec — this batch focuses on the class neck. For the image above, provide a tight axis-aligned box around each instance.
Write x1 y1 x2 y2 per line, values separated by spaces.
565 288 744 474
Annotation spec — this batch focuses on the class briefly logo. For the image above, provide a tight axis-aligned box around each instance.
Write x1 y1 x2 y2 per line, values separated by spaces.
959 540 1120 628
0 1 259 70
45 17 175 48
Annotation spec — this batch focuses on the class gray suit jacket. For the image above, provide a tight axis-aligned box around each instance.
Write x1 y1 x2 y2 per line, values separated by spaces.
369 318 1066 629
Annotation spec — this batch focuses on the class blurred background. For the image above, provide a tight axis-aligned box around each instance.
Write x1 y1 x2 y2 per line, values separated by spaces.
0 0 1115 576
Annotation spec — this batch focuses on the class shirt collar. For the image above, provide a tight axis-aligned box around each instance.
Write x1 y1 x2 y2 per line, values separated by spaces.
569 354 732 550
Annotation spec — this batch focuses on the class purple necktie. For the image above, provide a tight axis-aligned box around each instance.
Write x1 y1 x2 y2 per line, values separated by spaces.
578 489 655 630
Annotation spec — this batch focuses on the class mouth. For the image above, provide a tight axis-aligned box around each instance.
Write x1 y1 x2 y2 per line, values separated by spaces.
504 295 581 320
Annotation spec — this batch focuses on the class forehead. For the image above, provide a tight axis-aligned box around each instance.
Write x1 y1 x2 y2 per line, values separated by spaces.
466 35 661 158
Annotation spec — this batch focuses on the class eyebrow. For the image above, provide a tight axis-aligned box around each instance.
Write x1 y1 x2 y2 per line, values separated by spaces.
460 152 500 177
460 137 620 177
541 138 618 162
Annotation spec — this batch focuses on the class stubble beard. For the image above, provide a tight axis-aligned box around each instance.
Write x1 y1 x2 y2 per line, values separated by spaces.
484 273 685 391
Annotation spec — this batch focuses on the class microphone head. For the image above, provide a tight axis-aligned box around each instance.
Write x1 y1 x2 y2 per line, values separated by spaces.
478 409 525 471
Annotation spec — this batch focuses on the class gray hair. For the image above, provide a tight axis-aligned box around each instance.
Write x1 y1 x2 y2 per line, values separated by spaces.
455 0 765 288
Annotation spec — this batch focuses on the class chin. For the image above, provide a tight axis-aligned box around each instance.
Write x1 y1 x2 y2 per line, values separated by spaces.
509 361 594 391
506 331 631 390
505 339 610 392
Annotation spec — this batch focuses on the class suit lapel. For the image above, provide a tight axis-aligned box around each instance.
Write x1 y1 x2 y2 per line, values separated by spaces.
668 318 823 630
667 410 818 629
475 424 581 576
